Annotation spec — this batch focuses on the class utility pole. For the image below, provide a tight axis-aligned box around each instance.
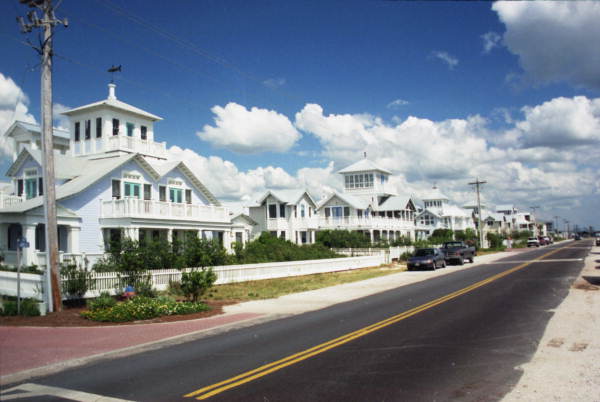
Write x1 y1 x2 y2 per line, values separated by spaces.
564 220 570 238
468 178 487 249
554 215 560 235
17 0 68 312
529 205 540 236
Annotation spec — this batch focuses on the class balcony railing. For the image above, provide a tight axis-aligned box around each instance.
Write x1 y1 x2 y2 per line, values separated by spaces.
318 216 415 230
100 198 230 222
266 217 318 231
108 136 167 159
0 193 25 209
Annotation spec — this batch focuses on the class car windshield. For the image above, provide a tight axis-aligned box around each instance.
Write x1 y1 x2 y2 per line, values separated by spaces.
444 242 463 248
528 238 537 241
415 249 434 257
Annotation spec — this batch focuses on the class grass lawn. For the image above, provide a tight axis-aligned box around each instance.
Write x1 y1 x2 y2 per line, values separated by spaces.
203 249 506 303
205 264 406 302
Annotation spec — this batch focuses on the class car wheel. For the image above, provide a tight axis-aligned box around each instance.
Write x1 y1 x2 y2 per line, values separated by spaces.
441 260 446 268
458 257 464 266
469 256 474 263
432 261 437 271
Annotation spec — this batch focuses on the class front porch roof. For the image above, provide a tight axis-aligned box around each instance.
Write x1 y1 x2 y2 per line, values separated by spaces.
256 189 317 207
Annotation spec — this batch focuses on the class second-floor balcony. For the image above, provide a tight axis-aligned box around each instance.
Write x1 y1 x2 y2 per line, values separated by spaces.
100 198 230 223
266 217 318 231
318 216 415 231
0 193 25 209
108 136 167 159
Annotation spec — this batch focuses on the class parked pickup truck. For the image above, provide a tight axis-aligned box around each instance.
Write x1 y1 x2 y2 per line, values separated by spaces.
441 241 476 265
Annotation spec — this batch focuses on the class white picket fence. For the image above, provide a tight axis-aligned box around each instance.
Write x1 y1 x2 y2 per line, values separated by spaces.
0 254 385 301
333 246 416 262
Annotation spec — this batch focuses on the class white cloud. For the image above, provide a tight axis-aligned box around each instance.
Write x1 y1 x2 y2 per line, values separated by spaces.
429 51 459 70
481 31 501 54
0 73 36 156
512 96 600 148
493 1 600 90
294 101 600 225
263 77 286 89
197 102 301 154
386 99 410 109
52 103 71 130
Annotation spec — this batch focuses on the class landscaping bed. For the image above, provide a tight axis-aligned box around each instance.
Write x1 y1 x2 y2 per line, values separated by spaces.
0 300 233 327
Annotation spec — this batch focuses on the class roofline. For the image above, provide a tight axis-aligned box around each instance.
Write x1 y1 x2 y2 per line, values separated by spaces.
61 102 163 122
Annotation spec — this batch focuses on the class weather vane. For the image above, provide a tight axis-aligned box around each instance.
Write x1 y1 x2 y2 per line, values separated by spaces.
107 65 122 83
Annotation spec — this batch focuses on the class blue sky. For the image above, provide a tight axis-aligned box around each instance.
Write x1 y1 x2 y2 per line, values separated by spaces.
1 0 599 230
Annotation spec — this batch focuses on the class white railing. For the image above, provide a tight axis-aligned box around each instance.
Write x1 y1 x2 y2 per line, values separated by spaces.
100 198 230 222
0 193 24 209
319 216 415 231
0 255 385 300
108 135 167 159
266 217 318 231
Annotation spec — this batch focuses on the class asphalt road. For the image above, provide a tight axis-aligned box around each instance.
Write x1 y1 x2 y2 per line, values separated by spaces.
10 240 591 401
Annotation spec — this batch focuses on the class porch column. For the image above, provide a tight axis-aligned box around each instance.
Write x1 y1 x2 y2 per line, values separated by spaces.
68 226 81 254
167 228 173 243
23 223 37 266
223 230 232 252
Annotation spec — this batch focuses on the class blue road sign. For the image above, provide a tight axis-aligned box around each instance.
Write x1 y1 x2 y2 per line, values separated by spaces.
17 237 30 249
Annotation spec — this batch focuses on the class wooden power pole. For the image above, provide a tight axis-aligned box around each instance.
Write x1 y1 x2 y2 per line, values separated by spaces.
17 0 68 312
469 178 487 249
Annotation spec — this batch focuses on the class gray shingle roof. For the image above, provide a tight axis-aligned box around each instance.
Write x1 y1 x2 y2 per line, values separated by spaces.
337 159 392 175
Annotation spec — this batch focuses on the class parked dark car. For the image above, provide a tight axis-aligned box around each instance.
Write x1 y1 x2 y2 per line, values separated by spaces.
441 241 476 265
538 236 548 246
407 248 446 271
574 234 581 240
596 236 600 246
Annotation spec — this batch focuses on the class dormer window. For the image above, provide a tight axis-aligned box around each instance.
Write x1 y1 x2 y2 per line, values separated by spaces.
112 119 119 136
141 125 147 140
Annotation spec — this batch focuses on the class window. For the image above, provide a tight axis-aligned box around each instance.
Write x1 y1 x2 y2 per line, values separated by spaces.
185 189 192 204
300 204 305 218
169 188 182 203
141 125 147 140
124 182 140 198
309 207 312 217
17 179 23 196
356 174 364 188
96 117 102 138
345 176 351 189
357 209 363 218
38 177 43 196
159 186 166 202
366 174 373 188
112 119 119 136
268 204 277 218
143 184 151 200
74 122 80 141
279 204 286 218
111 179 121 199
279 231 286 239
126 122 134 137
25 178 37 199
85 120 91 140
349 175 354 188
344 206 350 217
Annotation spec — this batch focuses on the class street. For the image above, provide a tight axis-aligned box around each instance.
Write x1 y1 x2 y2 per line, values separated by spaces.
6 241 590 401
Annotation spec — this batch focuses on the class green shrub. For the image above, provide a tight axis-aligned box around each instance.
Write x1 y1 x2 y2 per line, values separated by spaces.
87 292 117 311
80 296 210 322
399 251 413 262
0 298 40 316
61 264 93 299
181 268 217 302
316 230 371 248
135 279 157 298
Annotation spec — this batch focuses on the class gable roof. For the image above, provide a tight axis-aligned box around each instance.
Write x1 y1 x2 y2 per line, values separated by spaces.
257 189 317 207
376 195 416 211
421 187 449 201
317 191 371 210
4 120 70 140
337 159 392 175
162 161 221 206
231 213 258 226
416 209 441 219
61 86 162 121
6 148 87 179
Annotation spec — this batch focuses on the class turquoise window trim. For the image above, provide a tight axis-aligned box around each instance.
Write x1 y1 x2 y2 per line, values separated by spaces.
124 182 141 198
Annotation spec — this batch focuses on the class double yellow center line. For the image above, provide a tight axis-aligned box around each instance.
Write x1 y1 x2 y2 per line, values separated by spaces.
185 245 567 399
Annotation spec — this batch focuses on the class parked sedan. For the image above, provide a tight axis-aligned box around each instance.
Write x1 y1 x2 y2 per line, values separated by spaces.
595 236 600 246
407 248 446 271
527 237 540 247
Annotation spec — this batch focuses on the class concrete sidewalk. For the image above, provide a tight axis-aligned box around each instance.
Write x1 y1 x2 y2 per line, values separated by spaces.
0 248 530 385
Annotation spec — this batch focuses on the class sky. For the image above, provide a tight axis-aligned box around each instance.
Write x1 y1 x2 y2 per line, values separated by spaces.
0 0 599 231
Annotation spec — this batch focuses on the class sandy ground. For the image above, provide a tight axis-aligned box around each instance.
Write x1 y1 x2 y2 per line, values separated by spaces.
502 245 600 402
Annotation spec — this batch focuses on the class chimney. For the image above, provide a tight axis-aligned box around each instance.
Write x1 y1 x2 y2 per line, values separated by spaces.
108 83 117 100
